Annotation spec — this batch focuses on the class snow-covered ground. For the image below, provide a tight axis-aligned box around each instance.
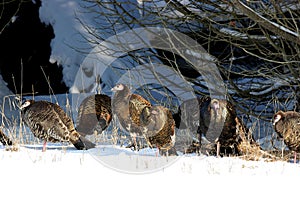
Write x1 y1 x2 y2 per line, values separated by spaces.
1 144 300 200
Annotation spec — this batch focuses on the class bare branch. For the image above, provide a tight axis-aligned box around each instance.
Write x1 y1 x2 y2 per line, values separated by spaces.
231 0 300 45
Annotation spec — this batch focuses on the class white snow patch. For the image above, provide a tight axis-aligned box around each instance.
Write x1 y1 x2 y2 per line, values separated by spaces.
1 146 300 199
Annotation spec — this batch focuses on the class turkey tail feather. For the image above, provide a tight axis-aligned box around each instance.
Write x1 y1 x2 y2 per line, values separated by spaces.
73 136 96 150
0 129 13 146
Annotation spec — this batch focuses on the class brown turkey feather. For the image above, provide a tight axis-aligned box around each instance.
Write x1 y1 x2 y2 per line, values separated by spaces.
21 100 95 150
76 94 112 136
273 110 300 152
111 84 151 134
111 84 151 149
129 94 151 126
199 96 271 159
172 97 209 153
173 97 203 131
174 96 268 158
0 128 13 146
199 96 240 154
140 105 177 155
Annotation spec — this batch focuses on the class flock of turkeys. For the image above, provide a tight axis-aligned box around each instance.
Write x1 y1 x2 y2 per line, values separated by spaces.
0 83 300 161
111 84 176 155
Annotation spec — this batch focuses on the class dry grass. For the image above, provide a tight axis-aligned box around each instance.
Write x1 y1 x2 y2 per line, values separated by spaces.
173 114 292 162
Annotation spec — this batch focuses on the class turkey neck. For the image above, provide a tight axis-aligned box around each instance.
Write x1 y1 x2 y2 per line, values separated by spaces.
112 86 131 103
111 87 133 132
140 107 151 126
112 87 130 109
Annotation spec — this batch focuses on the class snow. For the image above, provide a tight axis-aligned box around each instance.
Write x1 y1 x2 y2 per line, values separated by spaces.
1 145 300 200
39 0 143 88
220 27 279 40
1 1 300 199
39 0 90 87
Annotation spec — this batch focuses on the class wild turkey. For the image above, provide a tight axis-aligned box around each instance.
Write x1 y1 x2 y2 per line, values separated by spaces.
76 94 112 136
140 105 177 155
172 97 210 152
199 96 259 156
273 110 300 163
173 96 237 155
111 83 151 150
199 96 267 158
173 97 201 131
174 95 273 159
199 96 239 156
20 99 96 151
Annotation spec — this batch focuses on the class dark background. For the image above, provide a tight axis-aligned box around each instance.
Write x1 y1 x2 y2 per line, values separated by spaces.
0 0 68 95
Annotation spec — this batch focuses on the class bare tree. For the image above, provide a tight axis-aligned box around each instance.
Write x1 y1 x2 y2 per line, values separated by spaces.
76 0 300 127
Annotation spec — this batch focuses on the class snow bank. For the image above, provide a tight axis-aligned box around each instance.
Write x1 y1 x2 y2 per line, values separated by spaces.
39 0 89 87
39 0 142 89
1 146 300 200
